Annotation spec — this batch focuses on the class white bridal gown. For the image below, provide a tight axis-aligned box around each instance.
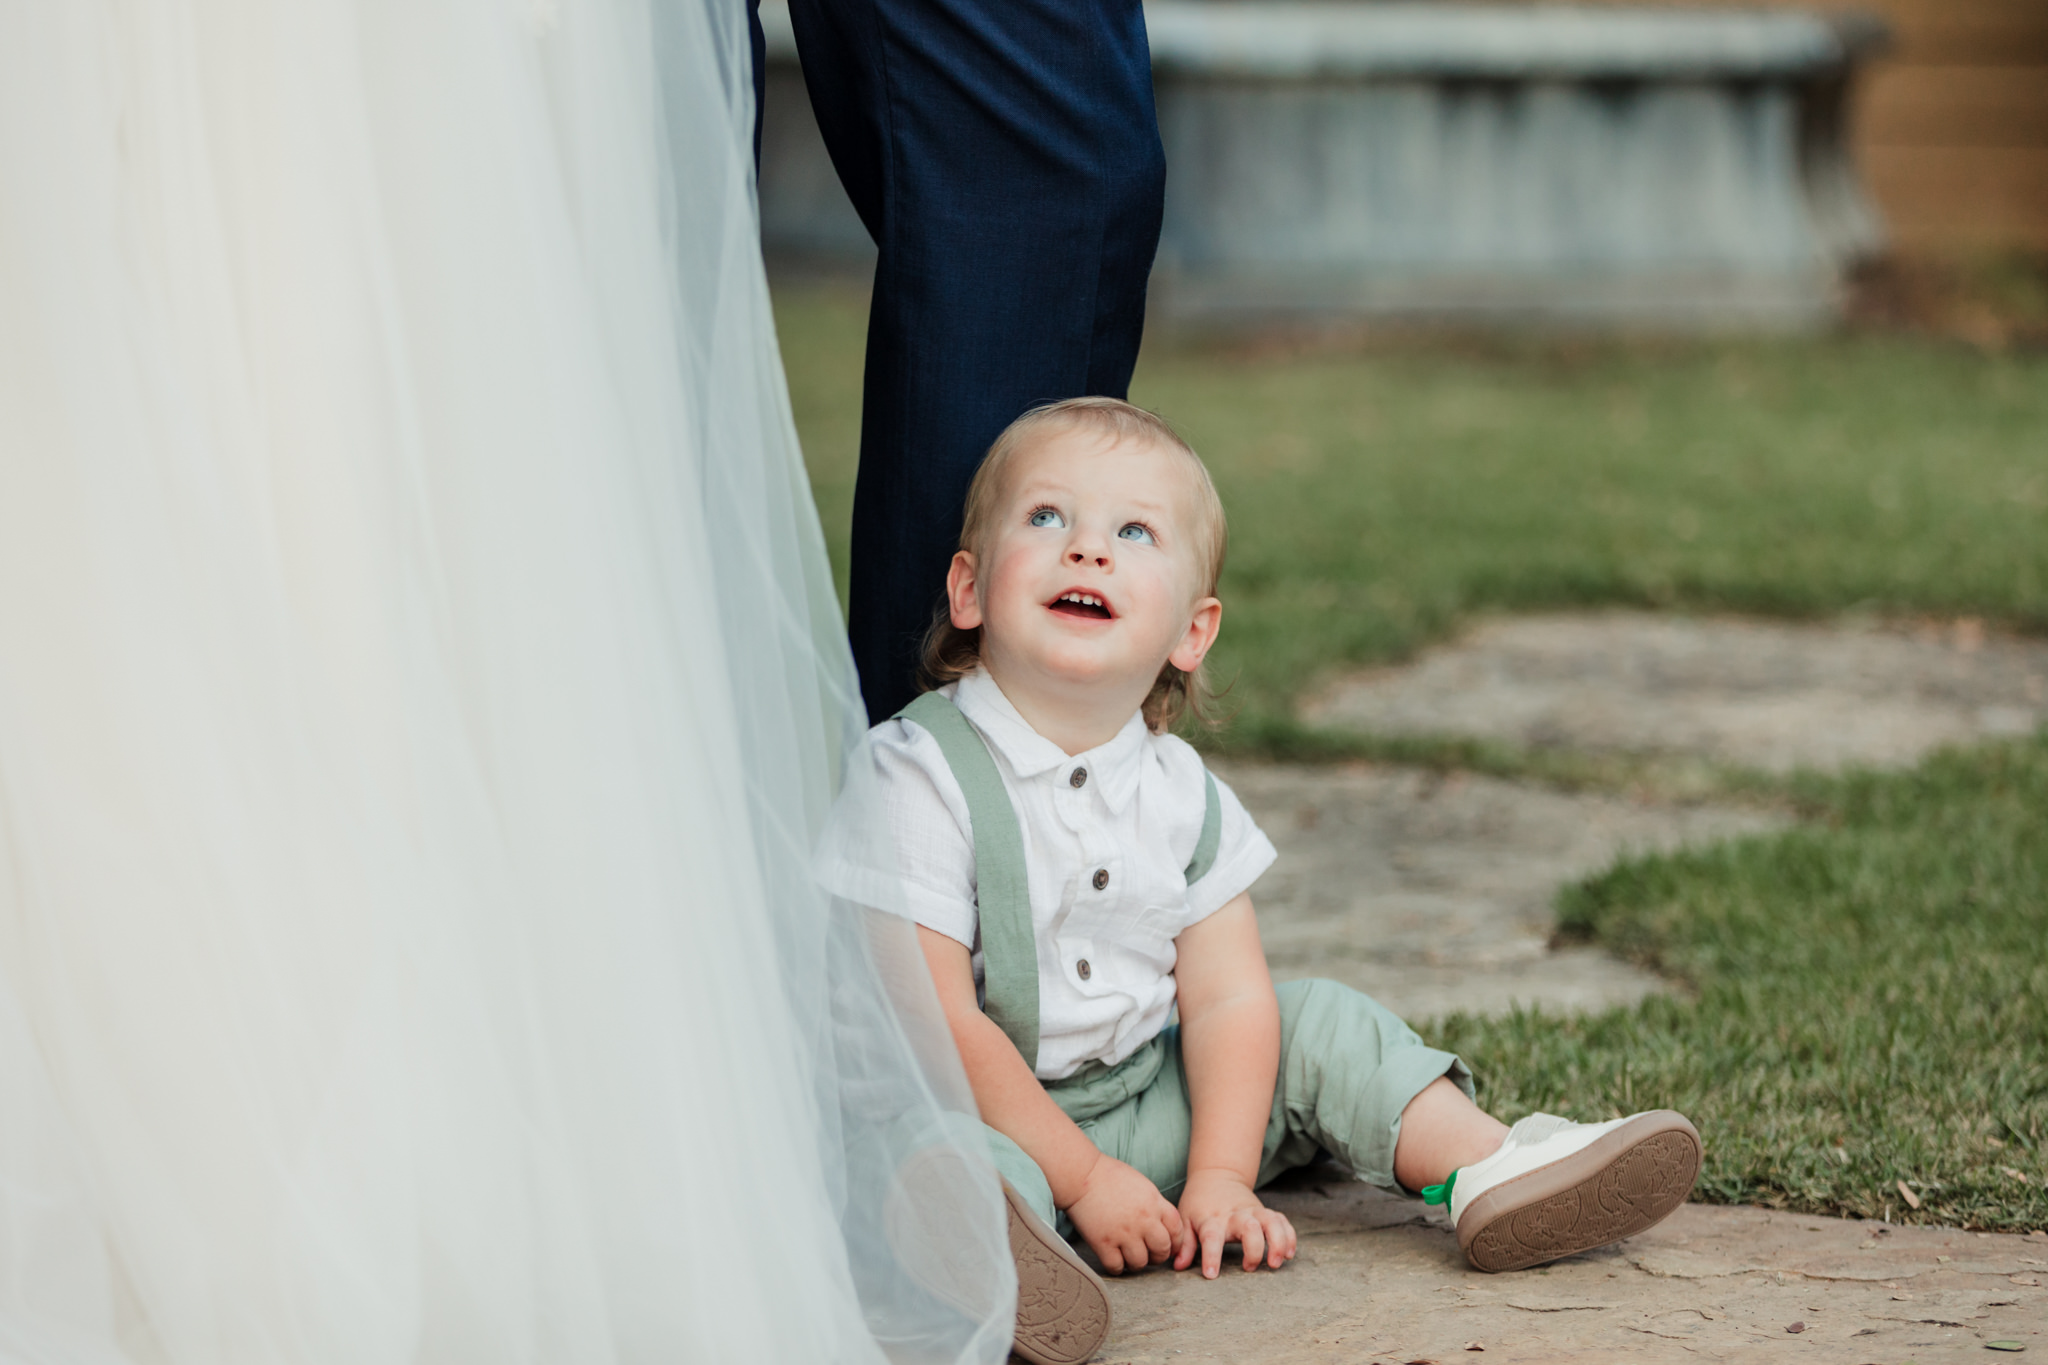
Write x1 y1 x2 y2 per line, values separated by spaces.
0 2 1011 1361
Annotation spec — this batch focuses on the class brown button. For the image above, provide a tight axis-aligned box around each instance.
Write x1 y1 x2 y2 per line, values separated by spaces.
1092 868 1109 891
1069 766 1088 789
1076 958 1092 981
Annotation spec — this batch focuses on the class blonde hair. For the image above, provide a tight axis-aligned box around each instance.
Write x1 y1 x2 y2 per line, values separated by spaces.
920 397 1228 732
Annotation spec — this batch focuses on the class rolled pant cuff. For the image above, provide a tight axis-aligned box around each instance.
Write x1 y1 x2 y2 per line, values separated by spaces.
1344 1045 1474 1193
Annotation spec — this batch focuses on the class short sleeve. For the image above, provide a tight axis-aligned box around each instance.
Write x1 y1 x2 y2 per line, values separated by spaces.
1181 767 1277 922
813 718 981 948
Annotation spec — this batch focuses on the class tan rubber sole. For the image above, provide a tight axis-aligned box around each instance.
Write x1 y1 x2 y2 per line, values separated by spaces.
1004 1180 1111 1365
1458 1110 1702 1273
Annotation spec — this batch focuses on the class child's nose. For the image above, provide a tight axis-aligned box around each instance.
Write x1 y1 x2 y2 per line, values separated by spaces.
1066 542 1112 569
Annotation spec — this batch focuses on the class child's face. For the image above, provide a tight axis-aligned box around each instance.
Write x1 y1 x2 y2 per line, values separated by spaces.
947 428 1221 709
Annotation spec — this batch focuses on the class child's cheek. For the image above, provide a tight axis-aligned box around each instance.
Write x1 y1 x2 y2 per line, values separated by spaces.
986 557 1037 632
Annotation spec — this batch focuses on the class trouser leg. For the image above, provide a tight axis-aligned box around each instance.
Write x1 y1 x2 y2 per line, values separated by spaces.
983 1123 1059 1228
748 0 766 172
1260 978 1474 1189
784 0 1167 722
1082 979 1474 1198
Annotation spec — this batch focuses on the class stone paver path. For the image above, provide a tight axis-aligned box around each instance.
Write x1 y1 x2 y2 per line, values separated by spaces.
1218 761 1782 1020
1099 1176 2048 1363
1055 613 2048 1364
1305 613 2048 773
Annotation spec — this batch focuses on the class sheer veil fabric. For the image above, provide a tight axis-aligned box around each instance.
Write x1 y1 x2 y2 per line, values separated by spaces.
0 2 1011 1361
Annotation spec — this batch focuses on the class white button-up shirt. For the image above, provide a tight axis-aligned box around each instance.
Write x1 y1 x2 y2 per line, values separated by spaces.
819 669 1276 1080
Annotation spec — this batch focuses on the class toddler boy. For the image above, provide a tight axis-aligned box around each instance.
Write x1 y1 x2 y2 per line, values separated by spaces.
826 398 1700 1364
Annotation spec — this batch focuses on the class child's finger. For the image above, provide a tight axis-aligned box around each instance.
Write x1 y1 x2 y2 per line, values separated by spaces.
1239 1218 1268 1274
1095 1238 1126 1276
1120 1233 1152 1271
1262 1211 1293 1267
1200 1217 1227 1279
1253 1211 1286 1268
1172 1215 1198 1271
1142 1217 1173 1264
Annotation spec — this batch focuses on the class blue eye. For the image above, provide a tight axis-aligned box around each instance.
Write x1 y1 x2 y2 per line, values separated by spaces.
1118 523 1155 545
1029 507 1066 529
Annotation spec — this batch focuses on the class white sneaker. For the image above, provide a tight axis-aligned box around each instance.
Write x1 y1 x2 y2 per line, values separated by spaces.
1430 1110 1702 1272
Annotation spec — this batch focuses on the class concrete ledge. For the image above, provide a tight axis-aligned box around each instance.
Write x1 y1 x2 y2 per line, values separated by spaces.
1158 265 1841 330
1142 2 1879 80
756 2 1884 80
755 1 1891 330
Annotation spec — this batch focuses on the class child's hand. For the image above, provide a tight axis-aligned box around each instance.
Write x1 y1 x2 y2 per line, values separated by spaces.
1065 1153 1184 1274
1175 1169 1297 1278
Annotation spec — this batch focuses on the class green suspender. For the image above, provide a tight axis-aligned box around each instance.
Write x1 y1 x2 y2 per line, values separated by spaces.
896 691 1225 1072
898 691 1042 1071
1187 770 1222 884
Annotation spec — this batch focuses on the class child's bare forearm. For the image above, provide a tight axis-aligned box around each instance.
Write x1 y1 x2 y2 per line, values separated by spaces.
950 1006 1104 1204
915 925 1101 1206
1179 987 1280 1186
1174 894 1281 1189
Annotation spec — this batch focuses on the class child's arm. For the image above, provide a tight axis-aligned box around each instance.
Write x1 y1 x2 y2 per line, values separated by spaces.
917 926 1188 1273
1172 892 1298 1278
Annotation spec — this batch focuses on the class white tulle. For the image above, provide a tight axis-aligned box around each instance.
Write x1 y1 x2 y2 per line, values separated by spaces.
0 2 1010 1362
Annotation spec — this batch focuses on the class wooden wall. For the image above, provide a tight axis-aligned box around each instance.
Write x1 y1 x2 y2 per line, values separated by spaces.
1849 0 2048 251
1567 0 2048 251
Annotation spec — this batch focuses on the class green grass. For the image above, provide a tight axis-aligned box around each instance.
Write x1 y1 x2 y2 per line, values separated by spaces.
1432 734 2048 1231
1142 335 2048 749
772 279 2048 1229
775 281 2048 750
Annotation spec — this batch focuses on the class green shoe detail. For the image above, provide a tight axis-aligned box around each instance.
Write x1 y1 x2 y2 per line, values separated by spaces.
1421 1170 1457 1206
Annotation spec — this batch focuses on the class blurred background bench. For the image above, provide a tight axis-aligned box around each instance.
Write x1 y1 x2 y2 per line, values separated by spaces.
759 0 2048 330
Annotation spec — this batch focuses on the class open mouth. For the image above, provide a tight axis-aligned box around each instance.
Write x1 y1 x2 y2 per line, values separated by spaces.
1048 590 1113 620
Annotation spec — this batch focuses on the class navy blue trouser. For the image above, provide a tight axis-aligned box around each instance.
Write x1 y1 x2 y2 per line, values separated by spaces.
778 0 1167 722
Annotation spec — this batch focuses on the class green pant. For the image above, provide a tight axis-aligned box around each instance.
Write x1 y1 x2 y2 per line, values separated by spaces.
989 979 1472 1231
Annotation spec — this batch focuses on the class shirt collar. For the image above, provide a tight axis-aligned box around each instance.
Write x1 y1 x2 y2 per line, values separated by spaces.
952 669 1152 815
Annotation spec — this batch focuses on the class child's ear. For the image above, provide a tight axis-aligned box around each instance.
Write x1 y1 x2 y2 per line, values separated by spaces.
1168 596 1222 673
945 551 984 630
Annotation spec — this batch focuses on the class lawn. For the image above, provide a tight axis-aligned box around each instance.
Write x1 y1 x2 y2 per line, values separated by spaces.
1436 736 2048 1232
777 281 2048 746
773 279 2048 1230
